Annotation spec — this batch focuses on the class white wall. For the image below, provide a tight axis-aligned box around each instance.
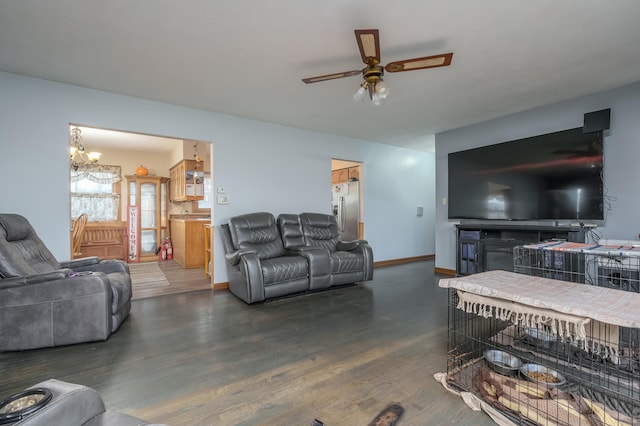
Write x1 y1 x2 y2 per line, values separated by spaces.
435 81 640 271
0 71 435 283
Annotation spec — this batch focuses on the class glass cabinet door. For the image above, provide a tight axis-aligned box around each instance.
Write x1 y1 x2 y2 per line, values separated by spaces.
160 181 167 241
126 175 168 261
140 182 157 255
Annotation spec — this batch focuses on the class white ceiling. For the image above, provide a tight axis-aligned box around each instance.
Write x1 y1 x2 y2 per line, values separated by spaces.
2 1 640 152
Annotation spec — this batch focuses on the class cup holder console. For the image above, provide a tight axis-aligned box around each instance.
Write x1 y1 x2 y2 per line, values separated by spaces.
0 388 52 424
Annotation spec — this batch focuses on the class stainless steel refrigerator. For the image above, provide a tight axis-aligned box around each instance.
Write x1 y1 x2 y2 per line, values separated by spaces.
332 180 359 241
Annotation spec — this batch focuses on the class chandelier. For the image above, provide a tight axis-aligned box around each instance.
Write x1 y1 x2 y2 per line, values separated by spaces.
352 62 390 106
69 127 101 170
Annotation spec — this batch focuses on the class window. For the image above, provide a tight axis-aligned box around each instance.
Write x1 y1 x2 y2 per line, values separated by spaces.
70 165 122 221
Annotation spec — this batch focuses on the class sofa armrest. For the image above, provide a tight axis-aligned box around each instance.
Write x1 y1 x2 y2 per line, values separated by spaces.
71 259 128 275
1 274 112 351
59 256 101 269
11 379 107 426
0 270 72 288
225 249 258 266
235 252 265 303
336 239 368 251
288 247 331 290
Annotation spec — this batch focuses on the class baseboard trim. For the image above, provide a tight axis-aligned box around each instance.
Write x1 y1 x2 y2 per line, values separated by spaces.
213 282 229 291
374 255 434 268
434 267 456 276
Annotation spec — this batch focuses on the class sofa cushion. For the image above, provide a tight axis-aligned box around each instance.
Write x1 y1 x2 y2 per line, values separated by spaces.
261 256 308 285
228 212 285 260
299 213 340 252
331 251 364 274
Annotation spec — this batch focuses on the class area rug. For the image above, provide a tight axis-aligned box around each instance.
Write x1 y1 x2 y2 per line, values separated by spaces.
128 261 170 288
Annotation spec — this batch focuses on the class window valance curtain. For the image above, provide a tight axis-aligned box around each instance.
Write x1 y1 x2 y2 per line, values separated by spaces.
70 164 122 184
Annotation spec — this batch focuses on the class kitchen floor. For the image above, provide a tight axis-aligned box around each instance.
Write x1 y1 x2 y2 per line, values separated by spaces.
131 259 212 300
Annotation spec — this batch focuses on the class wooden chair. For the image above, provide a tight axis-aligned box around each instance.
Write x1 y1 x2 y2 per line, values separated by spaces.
70 213 88 259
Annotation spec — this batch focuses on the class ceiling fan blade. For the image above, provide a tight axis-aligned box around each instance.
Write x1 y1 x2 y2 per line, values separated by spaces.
385 52 453 73
354 29 381 65
302 70 362 84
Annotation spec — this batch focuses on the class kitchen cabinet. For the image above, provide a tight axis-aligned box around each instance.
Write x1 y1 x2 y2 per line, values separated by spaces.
126 175 169 262
170 159 204 201
332 168 348 184
348 167 359 181
332 166 359 184
170 218 209 268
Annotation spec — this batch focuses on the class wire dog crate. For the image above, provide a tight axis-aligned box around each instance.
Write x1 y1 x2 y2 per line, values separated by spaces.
443 259 640 426
514 241 640 293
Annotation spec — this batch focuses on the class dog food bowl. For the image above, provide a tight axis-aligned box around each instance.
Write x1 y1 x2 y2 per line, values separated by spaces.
522 327 556 349
484 349 523 376
520 363 566 387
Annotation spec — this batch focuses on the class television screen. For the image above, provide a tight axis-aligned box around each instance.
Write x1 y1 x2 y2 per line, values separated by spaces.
448 127 603 221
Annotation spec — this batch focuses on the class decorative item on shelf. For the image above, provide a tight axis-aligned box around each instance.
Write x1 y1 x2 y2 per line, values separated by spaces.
135 165 149 176
69 126 101 170
193 143 202 164
193 143 204 182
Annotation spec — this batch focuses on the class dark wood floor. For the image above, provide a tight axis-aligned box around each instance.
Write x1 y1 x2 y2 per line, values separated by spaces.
0 260 496 426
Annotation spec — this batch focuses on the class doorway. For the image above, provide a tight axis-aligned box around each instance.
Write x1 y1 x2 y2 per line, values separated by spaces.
331 159 364 240
67 124 214 298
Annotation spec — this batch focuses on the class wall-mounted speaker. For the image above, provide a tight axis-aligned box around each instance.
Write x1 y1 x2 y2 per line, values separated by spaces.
583 108 611 133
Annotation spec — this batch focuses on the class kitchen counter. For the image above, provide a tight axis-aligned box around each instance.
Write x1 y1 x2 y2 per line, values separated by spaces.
169 218 210 268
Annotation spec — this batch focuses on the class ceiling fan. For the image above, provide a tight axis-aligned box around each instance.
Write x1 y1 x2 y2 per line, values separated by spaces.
302 29 453 105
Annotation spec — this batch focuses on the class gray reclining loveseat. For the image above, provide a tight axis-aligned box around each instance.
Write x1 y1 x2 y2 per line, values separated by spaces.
221 212 373 304
0 213 132 351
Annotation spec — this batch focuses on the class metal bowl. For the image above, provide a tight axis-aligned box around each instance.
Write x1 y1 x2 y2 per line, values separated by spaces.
484 350 523 376
522 327 556 349
519 363 566 387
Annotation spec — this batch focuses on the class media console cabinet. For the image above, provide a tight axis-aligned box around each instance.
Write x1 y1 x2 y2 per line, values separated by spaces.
455 224 586 276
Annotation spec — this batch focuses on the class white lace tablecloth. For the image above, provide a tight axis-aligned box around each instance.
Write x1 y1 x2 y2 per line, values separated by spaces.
439 270 640 329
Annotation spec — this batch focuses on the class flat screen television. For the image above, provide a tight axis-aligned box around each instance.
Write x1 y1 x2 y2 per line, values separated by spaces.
447 127 604 221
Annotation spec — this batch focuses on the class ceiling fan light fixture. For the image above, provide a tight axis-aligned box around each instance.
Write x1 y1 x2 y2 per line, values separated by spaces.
375 80 390 100
353 82 368 103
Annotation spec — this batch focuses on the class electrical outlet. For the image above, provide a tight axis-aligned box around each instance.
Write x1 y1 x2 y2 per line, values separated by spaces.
442 198 447 206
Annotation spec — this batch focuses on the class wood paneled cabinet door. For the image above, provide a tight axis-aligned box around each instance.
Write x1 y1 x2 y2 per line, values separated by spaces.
126 175 169 262
332 166 360 184
170 159 205 201
332 168 349 184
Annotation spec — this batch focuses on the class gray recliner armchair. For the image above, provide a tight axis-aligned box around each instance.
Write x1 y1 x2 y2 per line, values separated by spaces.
0 213 132 351
220 212 310 304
